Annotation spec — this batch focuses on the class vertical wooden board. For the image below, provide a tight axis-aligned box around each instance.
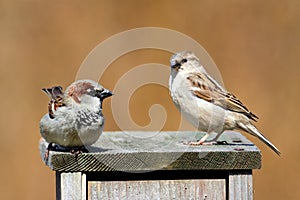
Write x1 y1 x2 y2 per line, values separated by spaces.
229 173 253 200
116 182 127 200
81 173 87 200
89 180 98 200
88 179 225 200
57 172 85 200
162 180 196 199
198 179 226 200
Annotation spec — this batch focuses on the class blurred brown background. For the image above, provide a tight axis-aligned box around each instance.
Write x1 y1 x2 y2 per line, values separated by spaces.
1 0 299 199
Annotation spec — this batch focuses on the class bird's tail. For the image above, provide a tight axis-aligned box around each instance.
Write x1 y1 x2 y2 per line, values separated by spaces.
237 121 281 156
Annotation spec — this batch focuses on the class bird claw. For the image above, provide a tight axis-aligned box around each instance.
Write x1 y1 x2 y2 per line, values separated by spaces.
201 141 217 145
181 140 228 146
44 143 89 164
181 140 204 146
216 140 228 145
44 143 57 164
70 146 88 154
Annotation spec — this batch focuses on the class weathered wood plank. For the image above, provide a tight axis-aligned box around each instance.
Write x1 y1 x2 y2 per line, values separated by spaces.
228 171 253 200
56 172 86 200
40 131 261 172
88 179 225 200
82 173 87 200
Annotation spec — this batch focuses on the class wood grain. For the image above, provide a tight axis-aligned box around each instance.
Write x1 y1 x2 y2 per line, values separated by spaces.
88 179 226 200
228 171 253 200
39 131 261 172
56 172 86 200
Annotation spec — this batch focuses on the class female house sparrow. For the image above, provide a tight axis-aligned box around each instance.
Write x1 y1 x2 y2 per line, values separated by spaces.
169 51 280 155
40 80 113 148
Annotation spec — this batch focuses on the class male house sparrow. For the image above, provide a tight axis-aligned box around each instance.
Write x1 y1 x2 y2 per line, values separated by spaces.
40 79 113 148
169 51 280 155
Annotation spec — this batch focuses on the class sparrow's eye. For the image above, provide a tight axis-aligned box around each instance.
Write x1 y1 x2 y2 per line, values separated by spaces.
95 88 104 93
95 88 113 100
171 58 187 69
93 88 103 98
181 58 188 64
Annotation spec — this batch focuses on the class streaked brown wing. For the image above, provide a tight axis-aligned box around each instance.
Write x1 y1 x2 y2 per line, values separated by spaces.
42 86 65 119
187 73 258 121
42 86 63 99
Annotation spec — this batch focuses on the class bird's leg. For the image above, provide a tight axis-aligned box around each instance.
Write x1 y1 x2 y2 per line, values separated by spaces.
183 132 210 146
44 143 57 164
205 132 228 145
182 132 227 146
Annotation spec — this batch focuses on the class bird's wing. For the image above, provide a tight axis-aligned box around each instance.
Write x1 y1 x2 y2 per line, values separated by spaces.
42 86 64 99
42 86 65 119
187 72 258 121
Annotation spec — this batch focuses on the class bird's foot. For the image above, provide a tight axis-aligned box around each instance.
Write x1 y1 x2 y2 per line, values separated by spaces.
70 146 88 154
47 144 88 153
44 143 89 163
201 140 228 145
201 141 217 145
44 143 57 164
181 140 228 146
216 140 228 145
181 140 205 146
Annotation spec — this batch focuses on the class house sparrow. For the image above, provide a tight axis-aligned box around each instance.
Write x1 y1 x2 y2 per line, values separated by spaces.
169 51 280 155
40 79 113 148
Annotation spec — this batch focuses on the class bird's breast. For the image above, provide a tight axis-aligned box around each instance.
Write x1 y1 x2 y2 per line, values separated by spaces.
169 73 227 132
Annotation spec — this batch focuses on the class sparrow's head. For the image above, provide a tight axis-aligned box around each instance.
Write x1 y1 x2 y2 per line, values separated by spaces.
65 79 113 109
170 51 200 72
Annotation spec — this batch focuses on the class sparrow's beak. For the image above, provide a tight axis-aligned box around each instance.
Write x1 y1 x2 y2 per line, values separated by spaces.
97 89 113 100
